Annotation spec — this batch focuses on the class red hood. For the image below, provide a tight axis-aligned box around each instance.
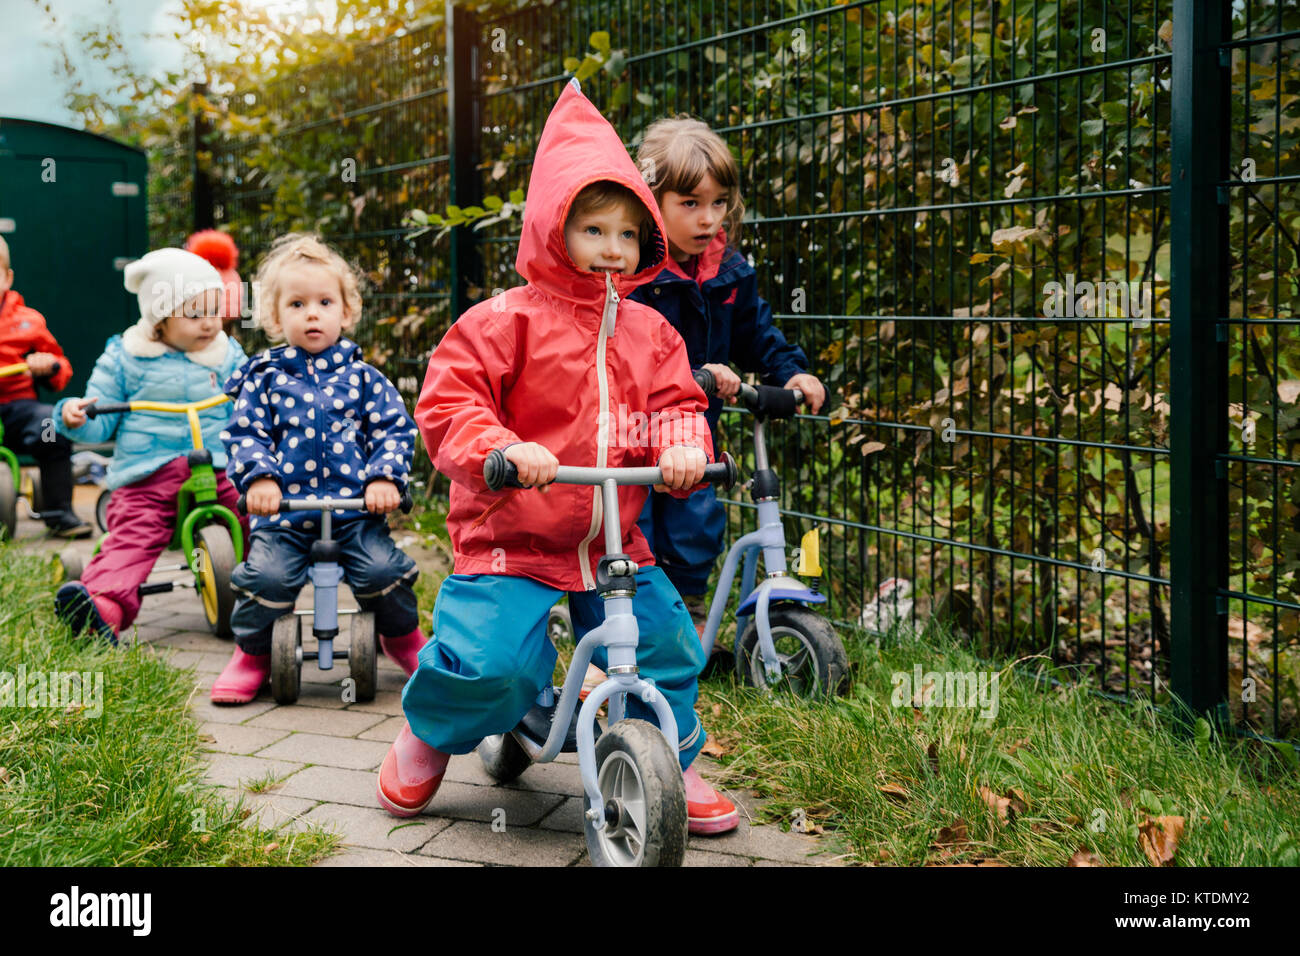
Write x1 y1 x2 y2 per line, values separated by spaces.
515 80 667 309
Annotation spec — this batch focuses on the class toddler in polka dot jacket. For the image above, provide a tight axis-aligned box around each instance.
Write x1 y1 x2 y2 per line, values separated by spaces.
209 233 428 705
221 338 414 531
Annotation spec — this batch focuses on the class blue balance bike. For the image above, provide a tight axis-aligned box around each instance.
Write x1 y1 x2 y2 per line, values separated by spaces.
236 493 412 704
481 448 738 867
693 369 849 697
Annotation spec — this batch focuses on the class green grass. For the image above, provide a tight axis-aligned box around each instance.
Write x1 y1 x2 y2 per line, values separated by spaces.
696 620 1300 866
0 544 340 866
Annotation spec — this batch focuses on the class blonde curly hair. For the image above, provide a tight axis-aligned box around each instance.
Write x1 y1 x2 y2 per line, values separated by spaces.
252 233 364 341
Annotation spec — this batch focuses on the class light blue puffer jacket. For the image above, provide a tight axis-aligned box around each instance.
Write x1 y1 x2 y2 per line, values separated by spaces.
54 325 247 489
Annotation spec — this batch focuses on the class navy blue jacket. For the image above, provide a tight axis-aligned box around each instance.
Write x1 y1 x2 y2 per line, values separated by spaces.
627 237 808 438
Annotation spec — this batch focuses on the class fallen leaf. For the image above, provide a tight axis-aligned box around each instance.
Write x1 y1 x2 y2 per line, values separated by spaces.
934 817 969 846
1138 815 1185 866
1007 737 1031 754
710 703 722 717
980 786 1013 823
861 441 887 456
0 767 7 785
999 115 1017 130
1069 848 1102 866
700 738 730 758
1278 380 1300 404
1158 19 1173 46
926 741 940 775
879 782 910 804
199 834 211 844
263 842 280 853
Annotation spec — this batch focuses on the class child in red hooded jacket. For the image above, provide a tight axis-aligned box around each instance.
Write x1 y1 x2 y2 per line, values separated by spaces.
376 81 740 836
0 235 92 538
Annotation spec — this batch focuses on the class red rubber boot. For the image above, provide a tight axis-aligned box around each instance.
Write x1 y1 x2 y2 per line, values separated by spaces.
684 764 739 835
377 721 448 818
378 627 428 678
210 648 272 704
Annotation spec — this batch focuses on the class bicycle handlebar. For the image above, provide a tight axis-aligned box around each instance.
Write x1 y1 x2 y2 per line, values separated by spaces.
235 492 414 515
484 449 738 492
691 368 803 419
0 360 61 379
86 394 230 419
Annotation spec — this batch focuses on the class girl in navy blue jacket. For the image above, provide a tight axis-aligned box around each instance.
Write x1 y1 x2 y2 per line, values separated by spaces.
628 116 827 630
211 234 426 703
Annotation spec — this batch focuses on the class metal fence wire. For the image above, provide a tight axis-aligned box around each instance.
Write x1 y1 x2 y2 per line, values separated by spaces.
151 0 1299 743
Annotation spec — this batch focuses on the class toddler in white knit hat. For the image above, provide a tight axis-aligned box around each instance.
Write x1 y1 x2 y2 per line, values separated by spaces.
51 248 248 644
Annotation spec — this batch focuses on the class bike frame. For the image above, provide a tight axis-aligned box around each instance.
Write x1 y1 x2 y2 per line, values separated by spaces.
484 457 734 834
698 412 825 683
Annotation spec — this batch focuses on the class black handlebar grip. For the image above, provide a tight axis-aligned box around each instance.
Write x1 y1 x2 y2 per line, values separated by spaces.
85 401 132 419
236 494 247 514
704 452 738 490
484 448 524 491
400 492 414 513
750 385 799 420
692 367 717 397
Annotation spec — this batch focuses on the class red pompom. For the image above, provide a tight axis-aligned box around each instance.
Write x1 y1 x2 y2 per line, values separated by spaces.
185 229 239 271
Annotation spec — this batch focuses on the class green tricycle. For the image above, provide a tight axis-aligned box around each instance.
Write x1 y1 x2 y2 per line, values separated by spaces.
60 393 244 636
0 360 60 539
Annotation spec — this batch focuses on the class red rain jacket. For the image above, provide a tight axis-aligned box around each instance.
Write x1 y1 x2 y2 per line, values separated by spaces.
416 82 714 591
0 290 73 403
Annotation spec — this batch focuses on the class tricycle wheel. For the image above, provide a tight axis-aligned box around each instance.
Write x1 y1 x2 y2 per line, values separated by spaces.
478 732 532 784
547 603 574 645
95 488 112 534
196 524 237 637
583 719 687 867
271 614 301 704
0 467 16 540
737 603 850 697
25 470 44 514
350 612 377 702
58 546 84 582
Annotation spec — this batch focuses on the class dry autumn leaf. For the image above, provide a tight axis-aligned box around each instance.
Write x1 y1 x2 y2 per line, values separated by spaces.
934 817 969 846
1278 380 1300 404
861 441 887 456
1069 848 1102 866
879 782 910 804
926 740 940 775
1138 815 1185 866
700 738 730 758
263 842 281 853
710 703 722 717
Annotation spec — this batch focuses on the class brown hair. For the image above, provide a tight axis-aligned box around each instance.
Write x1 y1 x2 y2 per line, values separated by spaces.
567 180 654 246
636 116 745 243
253 233 364 342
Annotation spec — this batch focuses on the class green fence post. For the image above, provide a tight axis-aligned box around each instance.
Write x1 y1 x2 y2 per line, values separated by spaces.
446 0 483 320
1169 0 1230 728
190 81 214 233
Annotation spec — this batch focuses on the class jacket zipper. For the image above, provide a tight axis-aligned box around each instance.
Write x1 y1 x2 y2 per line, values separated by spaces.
576 274 618 589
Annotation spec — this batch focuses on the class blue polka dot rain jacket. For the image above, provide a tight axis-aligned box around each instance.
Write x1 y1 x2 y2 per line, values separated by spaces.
221 338 416 531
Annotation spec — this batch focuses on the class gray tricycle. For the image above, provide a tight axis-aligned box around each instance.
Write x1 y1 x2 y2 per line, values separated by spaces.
236 492 412 704
692 368 849 697
480 447 737 867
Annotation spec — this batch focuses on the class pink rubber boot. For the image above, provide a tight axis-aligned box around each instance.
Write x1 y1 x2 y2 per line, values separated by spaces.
377 721 449 817
684 764 740 835
93 597 124 635
210 648 272 704
378 627 428 677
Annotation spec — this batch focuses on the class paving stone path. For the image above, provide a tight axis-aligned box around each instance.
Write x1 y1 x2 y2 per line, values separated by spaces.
19 495 843 867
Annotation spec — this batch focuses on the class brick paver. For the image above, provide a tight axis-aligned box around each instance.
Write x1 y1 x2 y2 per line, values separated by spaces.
21 508 843 867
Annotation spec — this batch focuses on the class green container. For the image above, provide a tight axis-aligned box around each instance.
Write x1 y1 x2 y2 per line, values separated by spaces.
0 118 148 400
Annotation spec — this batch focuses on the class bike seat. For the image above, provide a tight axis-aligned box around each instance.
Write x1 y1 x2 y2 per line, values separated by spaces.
513 689 599 754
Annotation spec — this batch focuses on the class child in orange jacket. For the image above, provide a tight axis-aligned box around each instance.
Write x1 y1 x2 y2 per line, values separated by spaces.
0 236 91 537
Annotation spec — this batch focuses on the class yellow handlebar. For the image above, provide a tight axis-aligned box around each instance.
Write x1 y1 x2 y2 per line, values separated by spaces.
0 362 32 378
113 394 231 451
